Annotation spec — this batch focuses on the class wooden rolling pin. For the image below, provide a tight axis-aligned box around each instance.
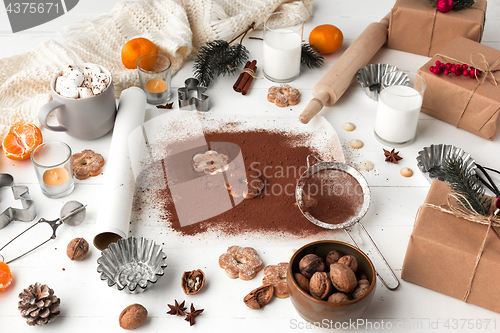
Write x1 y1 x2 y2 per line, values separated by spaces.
299 14 390 124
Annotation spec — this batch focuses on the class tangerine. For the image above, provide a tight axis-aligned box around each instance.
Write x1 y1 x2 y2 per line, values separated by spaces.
0 262 13 292
308 24 344 54
2 120 43 161
121 37 158 70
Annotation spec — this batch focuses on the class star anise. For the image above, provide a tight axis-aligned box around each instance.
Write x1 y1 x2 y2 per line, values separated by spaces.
185 303 204 326
167 300 187 316
383 149 403 164
156 102 173 109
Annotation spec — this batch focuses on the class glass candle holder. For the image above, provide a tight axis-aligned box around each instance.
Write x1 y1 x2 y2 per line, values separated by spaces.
31 141 75 198
137 54 172 105
263 12 304 83
374 70 426 147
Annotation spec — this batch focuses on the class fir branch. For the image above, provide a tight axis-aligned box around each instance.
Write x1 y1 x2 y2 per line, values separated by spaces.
216 43 249 77
193 40 229 87
301 43 324 69
443 155 491 216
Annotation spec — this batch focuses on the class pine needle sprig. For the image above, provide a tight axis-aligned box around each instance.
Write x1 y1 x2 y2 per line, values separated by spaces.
216 43 249 77
427 0 475 11
193 40 228 87
301 43 324 69
443 155 491 216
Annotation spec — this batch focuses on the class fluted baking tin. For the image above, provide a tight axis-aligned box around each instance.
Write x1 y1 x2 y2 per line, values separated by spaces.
357 64 405 100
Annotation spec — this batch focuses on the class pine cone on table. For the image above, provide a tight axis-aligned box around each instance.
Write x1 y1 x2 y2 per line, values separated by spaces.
18 283 60 326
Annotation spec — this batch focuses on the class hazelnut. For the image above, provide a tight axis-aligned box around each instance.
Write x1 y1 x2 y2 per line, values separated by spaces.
329 263 357 294
298 254 325 279
244 283 274 309
66 237 89 261
293 273 310 293
119 303 148 330
338 255 358 273
309 272 333 300
352 279 371 299
325 250 343 267
328 292 350 303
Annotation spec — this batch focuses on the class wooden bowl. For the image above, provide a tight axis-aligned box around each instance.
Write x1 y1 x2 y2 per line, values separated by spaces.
287 240 376 324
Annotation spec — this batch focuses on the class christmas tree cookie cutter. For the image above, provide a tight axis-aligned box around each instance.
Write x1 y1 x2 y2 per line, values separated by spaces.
0 173 36 230
178 78 210 112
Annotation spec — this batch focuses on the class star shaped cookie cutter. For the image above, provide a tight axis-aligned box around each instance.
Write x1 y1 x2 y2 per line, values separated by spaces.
0 173 36 230
178 78 210 112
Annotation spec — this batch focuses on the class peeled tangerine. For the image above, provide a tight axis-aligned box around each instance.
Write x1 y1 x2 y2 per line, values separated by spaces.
0 262 13 291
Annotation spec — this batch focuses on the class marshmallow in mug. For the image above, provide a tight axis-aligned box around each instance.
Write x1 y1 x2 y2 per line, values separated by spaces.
55 64 110 99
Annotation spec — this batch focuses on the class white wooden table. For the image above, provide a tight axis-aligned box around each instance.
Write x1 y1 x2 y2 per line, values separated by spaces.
1 1 500 332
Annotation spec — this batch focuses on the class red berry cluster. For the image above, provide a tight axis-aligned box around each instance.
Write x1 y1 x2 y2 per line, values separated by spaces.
429 60 481 79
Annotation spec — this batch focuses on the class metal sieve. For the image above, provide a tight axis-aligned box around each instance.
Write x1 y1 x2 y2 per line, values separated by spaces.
296 155 400 290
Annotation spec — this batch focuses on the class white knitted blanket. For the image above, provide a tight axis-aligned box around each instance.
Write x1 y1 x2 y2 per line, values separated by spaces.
0 0 313 140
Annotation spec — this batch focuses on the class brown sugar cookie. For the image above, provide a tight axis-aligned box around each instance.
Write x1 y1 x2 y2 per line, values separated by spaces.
262 262 289 298
225 170 265 199
267 84 300 107
218 246 263 280
72 149 105 180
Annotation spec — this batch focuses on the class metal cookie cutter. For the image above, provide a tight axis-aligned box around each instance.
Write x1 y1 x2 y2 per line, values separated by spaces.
0 201 86 264
178 78 210 112
0 173 36 230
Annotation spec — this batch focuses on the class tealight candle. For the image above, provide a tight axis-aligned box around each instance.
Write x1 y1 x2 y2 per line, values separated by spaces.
31 142 75 198
145 79 167 93
137 54 172 105
43 168 69 186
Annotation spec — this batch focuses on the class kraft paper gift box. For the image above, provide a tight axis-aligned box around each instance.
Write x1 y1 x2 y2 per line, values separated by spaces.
388 0 486 57
417 36 500 141
402 179 500 313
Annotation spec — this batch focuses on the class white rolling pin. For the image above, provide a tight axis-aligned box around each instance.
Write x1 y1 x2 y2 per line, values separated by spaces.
93 87 146 251
299 14 390 124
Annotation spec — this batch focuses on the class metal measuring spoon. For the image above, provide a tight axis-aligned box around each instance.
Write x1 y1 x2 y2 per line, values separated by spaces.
0 201 86 264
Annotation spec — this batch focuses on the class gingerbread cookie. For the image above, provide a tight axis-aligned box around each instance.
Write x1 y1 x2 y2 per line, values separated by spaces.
218 246 263 280
224 170 265 199
267 84 300 107
72 149 105 180
262 262 289 298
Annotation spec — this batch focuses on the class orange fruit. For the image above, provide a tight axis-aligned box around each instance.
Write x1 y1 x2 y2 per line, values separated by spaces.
308 24 344 54
121 37 158 70
0 262 13 292
2 120 43 161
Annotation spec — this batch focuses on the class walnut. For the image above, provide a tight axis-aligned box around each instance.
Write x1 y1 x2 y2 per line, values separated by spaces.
338 255 358 273
329 263 357 294
119 304 148 330
181 269 205 295
328 292 350 303
309 272 333 300
244 284 274 309
325 250 343 267
352 279 371 299
66 238 89 261
298 254 325 279
293 273 310 293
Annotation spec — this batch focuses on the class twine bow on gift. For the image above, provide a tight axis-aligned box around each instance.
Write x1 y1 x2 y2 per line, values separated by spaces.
432 53 500 127
422 193 500 302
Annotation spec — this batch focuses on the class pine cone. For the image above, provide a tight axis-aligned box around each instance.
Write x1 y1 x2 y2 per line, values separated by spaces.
18 283 60 326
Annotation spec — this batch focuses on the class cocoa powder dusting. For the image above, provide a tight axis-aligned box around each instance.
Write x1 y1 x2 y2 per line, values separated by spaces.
145 130 345 237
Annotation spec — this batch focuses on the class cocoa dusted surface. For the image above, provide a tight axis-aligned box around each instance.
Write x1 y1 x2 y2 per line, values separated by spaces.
148 130 333 237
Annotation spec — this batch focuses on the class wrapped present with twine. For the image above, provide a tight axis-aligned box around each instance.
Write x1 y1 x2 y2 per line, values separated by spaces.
388 0 486 57
402 180 500 313
417 36 500 141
